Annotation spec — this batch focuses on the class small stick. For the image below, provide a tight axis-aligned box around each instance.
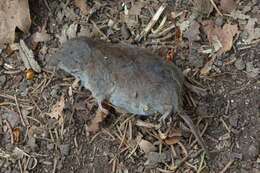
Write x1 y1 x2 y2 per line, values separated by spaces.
3 119 14 144
209 0 223 16
219 160 235 173
15 95 29 127
136 3 167 42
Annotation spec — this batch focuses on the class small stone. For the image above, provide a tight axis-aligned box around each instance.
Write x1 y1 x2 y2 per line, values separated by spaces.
235 58 245 70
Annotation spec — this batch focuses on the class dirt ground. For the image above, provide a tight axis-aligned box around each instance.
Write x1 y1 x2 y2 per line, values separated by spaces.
0 0 259 173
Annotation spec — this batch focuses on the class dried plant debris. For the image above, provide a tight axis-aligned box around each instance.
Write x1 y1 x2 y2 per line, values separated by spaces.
192 0 213 16
74 0 90 15
56 23 78 44
47 95 65 125
203 21 239 54
0 0 31 47
243 18 260 44
19 40 41 73
220 0 236 13
87 108 109 133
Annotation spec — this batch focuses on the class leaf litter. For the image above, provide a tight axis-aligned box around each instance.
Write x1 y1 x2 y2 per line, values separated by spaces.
0 0 260 172
0 0 31 47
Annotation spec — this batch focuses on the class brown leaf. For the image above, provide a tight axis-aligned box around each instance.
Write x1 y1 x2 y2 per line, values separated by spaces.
0 0 31 47
74 0 90 15
47 95 65 120
87 108 108 133
203 21 239 54
220 0 236 13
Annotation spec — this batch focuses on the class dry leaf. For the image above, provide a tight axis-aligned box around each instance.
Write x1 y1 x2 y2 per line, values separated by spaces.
192 0 213 15
220 0 236 13
74 0 90 15
139 139 157 154
184 21 201 42
244 18 260 44
47 95 65 120
0 0 31 47
87 108 108 133
203 21 239 54
19 40 41 73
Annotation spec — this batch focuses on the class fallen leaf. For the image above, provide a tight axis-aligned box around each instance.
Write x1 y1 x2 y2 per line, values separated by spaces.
220 0 236 13
184 21 201 42
244 18 260 44
74 0 90 15
0 0 31 47
47 95 65 120
19 40 41 73
139 139 157 154
192 0 213 15
203 21 239 54
87 108 108 133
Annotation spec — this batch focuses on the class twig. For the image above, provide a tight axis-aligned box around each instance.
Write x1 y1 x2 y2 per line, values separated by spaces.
90 20 109 41
43 0 51 12
3 119 14 144
149 24 176 39
219 160 234 173
151 15 167 34
135 3 167 42
209 0 223 16
15 95 29 127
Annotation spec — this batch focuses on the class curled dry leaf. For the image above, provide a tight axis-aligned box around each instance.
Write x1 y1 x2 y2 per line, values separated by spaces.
74 0 90 15
203 20 239 54
139 139 156 154
0 0 31 47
